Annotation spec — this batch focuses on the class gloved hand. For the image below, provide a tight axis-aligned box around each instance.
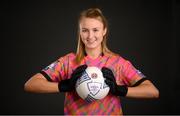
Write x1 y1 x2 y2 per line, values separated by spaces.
58 64 87 92
101 67 128 97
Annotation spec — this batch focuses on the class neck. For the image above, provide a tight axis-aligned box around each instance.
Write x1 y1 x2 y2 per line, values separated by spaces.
85 46 102 59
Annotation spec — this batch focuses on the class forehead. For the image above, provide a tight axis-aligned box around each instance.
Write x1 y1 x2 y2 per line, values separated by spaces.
79 17 103 28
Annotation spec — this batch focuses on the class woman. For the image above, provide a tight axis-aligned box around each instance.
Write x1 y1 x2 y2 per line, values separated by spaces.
24 8 159 115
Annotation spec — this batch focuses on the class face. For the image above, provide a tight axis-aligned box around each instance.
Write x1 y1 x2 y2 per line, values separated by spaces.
79 17 107 50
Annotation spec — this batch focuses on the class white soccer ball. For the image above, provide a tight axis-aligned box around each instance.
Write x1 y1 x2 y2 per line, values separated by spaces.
75 66 110 102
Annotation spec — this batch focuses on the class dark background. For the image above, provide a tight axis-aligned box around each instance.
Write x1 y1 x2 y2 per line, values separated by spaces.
2 0 179 115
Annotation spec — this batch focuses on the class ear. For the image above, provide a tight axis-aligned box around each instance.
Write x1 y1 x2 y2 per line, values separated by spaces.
103 28 107 36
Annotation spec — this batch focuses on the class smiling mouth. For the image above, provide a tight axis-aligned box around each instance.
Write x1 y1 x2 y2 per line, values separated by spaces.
87 41 96 45
87 38 97 44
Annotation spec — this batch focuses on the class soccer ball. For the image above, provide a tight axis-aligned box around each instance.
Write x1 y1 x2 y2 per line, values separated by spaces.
75 66 110 102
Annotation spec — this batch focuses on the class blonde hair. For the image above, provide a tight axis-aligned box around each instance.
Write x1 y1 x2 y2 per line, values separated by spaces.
75 8 116 64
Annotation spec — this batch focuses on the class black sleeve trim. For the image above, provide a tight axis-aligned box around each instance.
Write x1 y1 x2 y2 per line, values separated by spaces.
40 71 52 82
131 78 149 87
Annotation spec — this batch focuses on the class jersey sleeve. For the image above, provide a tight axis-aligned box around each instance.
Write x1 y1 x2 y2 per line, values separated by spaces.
40 57 67 82
120 60 146 86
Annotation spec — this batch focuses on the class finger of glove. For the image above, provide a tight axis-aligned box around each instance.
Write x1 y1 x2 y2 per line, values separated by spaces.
73 64 87 75
102 67 115 82
105 79 115 88
105 79 111 86
102 67 114 76
70 65 87 83
105 79 116 94
103 73 115 81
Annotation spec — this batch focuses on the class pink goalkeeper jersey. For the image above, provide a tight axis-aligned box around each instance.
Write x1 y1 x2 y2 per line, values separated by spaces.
41 52 145 115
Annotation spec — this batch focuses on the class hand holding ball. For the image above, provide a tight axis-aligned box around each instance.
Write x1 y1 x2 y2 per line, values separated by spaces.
75 66 110 102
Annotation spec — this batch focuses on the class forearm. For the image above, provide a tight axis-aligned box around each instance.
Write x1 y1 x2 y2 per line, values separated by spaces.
126 80 159 98
24 73 59 93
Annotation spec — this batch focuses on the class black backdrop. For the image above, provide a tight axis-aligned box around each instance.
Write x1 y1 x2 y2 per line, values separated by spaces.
2 0 179 115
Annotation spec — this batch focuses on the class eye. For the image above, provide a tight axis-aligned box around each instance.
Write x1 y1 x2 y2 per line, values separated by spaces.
93 29 98 32
82 29 88 33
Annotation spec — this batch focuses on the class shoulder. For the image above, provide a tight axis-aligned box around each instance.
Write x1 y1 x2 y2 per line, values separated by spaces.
57 52 76 62
116 55 135 69
105 53 125 61
64 52 76 58
106 53 131 66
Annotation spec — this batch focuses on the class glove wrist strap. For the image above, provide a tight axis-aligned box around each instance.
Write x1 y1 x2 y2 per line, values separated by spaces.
58 80 70 92
117 85 128 97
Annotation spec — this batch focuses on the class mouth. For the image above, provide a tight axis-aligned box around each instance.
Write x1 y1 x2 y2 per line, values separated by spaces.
87 38 97 44
87 40 96 44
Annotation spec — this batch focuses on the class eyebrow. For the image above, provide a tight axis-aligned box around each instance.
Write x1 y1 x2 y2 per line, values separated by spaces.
81 27 99 30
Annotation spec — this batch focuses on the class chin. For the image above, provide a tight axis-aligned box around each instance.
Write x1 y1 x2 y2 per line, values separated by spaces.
86 45 98 49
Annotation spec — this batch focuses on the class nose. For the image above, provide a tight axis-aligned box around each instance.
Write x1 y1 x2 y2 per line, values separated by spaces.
88 31 94 39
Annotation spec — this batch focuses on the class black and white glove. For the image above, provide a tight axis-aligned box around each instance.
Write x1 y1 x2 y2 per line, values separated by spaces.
58 64 87 92
101 67 128 97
